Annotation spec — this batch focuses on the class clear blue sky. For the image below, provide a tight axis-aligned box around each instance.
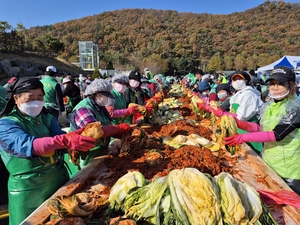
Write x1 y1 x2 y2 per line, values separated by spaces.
1 0 299 29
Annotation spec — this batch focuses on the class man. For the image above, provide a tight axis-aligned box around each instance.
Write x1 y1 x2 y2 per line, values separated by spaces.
41 66 65 119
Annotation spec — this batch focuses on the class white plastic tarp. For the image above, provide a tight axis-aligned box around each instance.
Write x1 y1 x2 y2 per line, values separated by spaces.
257 55 300 72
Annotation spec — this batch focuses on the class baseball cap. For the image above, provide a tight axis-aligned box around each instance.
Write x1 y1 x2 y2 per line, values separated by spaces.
266 66 295 83
231 71 250 84
46 66 57 72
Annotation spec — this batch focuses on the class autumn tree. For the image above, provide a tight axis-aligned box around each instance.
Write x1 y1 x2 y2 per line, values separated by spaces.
92 67 101 79
206 53 223 72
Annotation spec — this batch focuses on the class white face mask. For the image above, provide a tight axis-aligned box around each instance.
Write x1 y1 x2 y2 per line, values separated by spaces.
141 83 148 89
96 96 109 106
19 100 44 117
217 92 228 100
232 80 246 90
202 91 209 96
114 83 127 93
269 90 290 100
129 80 140 88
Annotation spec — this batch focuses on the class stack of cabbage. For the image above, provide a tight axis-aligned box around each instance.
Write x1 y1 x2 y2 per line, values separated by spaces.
109 169 277 225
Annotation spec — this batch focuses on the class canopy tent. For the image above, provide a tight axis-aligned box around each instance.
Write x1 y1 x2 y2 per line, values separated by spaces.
257 55 300 72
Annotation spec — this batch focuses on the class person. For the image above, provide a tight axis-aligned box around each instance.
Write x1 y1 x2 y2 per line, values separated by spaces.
248 69 257 87
197 80 216 103
125 71 147 106
0 84 6 111
140 76 153 100
191 69 204 92
144 67 154 80
0 78 96 225
40 66 65 120
153 74 170 93
213 71 264 153
78 75 87 99
216 83 232 111
68 78 131 177
224 66 300 195
3 76 17 88
62 77 82 112
110 73 140 125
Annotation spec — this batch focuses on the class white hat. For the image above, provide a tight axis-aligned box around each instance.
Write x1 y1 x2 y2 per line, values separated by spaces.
62 78 71 84
85 79 92 84
144 68 149 72
46 66 57 72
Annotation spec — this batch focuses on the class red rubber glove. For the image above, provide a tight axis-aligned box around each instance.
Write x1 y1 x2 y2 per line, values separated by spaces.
234 117 260 132
126 106 140 115
224 131 276 146
32 127 96 155
197 103 212 112
102 123 131 138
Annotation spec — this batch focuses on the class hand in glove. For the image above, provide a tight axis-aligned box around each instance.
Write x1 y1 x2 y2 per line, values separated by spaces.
102 123 131 138
126 106 140 115
197 103 212 112
224 131 276 146
211 108 236 117
32 127 96 156
234 117 260 132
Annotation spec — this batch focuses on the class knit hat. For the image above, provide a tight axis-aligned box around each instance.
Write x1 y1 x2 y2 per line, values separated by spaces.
129 71 141 82
112 73 129 84
266 66 295 83
89 78 114 99
216 83 231 93
231 71 250 84
198 81 211 92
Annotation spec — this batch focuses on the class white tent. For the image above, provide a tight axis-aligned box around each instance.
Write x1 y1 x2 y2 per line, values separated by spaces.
257 55 300 72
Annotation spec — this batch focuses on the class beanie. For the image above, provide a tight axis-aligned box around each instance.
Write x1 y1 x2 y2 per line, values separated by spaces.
129 71 141 82
198 81 211 92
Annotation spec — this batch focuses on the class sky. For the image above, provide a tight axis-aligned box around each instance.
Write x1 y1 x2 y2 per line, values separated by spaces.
1 0 300 29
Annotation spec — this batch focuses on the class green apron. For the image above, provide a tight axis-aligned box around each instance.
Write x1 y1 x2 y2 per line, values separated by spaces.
66 98 111 178
111 89 131 125
2 111 69 225
261 98 300 179
231 103 263 154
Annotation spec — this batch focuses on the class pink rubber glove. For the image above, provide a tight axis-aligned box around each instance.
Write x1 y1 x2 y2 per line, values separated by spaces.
32 127 96 156
197 102 212 112
102 123 131 138
126 106 140 115
234 117 260 132
212 108 236 117
224 131 276 146
112 109 128 118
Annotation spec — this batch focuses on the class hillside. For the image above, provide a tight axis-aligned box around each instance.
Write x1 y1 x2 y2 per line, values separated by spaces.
0 53 87 82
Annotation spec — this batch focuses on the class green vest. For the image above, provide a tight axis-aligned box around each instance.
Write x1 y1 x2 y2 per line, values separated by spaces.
261 97 300 179
111 88 131 124
231 103 263 154
2 110 68 225
67 98 111 177
41 76 59 109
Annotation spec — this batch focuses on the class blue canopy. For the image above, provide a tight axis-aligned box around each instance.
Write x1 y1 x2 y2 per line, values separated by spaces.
258 55 300 72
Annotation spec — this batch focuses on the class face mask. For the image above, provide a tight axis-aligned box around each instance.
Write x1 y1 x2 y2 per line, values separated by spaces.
114 83 127 93
19 100 44 117
269 90 290 100
218 92 228 100
202 91 209 96
232 80 246 90
96 96 109 106
141 83 148 89
130 80 140 88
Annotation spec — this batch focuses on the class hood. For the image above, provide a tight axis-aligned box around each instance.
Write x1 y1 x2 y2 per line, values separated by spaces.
237 86 261 97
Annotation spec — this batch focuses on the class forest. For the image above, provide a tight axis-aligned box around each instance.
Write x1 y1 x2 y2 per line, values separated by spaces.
1 1 300 75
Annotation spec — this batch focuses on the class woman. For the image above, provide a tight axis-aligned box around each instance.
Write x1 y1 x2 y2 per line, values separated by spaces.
216 83 232 111
224 66 300 195
212 71 264 153
110 73 140 125
0 78 96 225
125 71 147 106
68 78 131 177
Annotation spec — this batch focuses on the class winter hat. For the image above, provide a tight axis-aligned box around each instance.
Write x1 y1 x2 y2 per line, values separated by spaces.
112 73 129 84
198 81 211 92
266 66 295 83
216 83 231 93
89 78 114 99
129 71 141 82
231 71 251 84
